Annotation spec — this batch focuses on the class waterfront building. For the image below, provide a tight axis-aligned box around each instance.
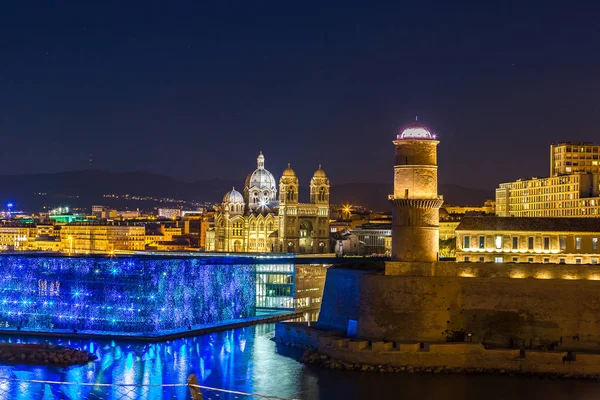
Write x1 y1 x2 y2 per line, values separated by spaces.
214 152 330 253
550 142 600 176
0 226 32 250
0 254 327 335
496 142 600 217
60 223 146 253
496 174 600 217
389 125 443 261
455 216 600 264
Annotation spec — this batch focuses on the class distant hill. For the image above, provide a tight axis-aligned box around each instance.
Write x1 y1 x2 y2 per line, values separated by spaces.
0 170 493 212
331 182 494 211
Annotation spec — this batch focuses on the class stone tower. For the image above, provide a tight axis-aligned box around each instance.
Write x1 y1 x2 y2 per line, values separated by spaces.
390 125 443 262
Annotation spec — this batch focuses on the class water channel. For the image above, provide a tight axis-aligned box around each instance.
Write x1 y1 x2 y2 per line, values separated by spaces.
0 324 599 399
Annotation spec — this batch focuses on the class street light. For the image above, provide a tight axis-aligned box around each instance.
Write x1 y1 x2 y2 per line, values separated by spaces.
343 204 352 218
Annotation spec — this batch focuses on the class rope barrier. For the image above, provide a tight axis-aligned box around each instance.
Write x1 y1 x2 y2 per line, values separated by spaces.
3 378 300 400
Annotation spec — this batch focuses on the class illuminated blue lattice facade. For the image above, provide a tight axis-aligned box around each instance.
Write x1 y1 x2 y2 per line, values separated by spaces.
0 255 256 335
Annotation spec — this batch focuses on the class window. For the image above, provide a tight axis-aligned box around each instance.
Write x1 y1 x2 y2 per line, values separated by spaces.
494 257 503 263
543 237 550 250
464 256 470 262
512 257 518 262
464 236 470 249
576 258 582 264
512 237 518 249
576 237 582 250
593 238 598 251
543 258 550 263
528 257 534 263
479 236 485 249
479 256 485 262
593 259 598 265
560 258 566 264
528 237 534 250
495 236 502 249
560 237 566 250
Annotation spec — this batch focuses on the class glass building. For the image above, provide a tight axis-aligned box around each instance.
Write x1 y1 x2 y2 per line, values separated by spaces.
0 255 328 336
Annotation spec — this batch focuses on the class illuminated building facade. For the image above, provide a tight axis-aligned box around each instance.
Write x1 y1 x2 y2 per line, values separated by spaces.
0 255 256 334
550 142 600 176
389 125 443 261
497 141 600 217
158 209 181 219
60 224 146 253
0 255 328 334
443 200 496 215
214 152 330 253
496 174 600 217
456 216 600 264
0 226 32 250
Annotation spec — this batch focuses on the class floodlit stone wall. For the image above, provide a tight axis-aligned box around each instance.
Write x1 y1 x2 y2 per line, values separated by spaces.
355 261 600 347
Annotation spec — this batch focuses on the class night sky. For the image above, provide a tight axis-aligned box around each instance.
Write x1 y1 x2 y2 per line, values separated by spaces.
2 2 599 190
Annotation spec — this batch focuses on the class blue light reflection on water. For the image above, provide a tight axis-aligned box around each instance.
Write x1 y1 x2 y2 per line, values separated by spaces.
0 325 600 400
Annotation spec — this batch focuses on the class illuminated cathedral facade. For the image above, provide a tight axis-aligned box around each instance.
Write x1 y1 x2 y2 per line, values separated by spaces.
212 152 330 253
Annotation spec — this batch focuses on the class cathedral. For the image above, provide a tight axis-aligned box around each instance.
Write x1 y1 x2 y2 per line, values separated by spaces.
211 152 330 253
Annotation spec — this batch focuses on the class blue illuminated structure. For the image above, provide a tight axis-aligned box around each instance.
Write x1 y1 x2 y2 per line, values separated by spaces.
0 255 257 335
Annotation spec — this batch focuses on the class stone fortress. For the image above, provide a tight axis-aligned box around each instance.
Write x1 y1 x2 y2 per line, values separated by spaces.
278 124 600 376
210 152 330 254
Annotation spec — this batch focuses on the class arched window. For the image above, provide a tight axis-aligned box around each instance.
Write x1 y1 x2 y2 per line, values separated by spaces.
319 187 327 202
259 222 265 231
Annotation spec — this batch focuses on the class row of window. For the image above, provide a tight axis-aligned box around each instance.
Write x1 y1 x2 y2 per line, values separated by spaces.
463 235 599 251
557 146 600 153
463 256 599 264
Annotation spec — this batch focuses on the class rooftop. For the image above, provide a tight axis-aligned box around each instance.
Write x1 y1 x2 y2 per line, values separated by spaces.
457 216 600 233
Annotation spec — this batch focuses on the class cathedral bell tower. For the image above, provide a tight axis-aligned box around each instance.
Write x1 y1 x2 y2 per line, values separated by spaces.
390 125 443 262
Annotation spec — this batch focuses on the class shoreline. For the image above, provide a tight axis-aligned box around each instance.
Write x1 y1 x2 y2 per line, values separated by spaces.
299 349 600 380
275 322 600 380
0 312 303 343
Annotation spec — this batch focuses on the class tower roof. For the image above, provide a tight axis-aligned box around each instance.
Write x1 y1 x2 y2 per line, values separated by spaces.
398 125 435 140
222 187 244 203
282 163 296 177
313 164 327 178
245 152 276 190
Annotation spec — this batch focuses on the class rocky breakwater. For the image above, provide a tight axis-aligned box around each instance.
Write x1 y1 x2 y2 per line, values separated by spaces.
300 349 600 380
0 343 97 367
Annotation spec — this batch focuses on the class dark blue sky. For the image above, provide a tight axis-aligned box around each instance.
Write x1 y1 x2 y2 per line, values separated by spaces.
1 1 599 189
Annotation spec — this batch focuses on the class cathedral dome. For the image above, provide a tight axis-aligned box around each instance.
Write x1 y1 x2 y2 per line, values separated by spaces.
398 125 434 140
313 165 327 178
223 187 244 203
282 163 296 177
245 152 276 191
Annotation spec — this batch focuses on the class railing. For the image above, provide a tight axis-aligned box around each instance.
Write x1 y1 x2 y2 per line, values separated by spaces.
0 375 299 400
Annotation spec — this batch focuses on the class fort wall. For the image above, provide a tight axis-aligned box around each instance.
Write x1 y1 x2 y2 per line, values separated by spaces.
318 262 600 349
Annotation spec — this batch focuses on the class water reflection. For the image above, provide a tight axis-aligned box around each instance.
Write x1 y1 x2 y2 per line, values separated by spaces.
0 324 599 400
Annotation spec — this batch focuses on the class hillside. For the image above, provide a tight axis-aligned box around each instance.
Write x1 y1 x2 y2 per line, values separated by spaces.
0 170 493 212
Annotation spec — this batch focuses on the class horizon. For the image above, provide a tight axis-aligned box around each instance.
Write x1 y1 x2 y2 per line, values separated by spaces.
3 3 600 189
